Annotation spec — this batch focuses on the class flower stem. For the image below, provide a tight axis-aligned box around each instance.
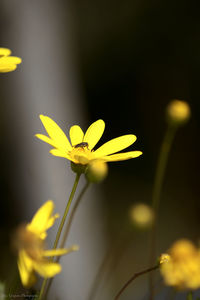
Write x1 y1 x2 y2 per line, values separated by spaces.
114 265 158 300
149 125 176 299
45 181 90 297
59 180 90 249
152 125 176 213
38 173 81 300
186 292 193 300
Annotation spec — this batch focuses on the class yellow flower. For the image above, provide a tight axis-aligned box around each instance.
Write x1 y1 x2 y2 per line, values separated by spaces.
160 239 200 290
14 201 78 287
36 115 142 168
0 47 22 73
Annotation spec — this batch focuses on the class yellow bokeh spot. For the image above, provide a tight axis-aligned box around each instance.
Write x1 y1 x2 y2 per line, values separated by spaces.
166 100 191 125
129 203 154 228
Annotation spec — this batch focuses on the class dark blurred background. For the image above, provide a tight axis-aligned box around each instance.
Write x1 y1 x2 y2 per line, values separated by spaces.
0 0 200 299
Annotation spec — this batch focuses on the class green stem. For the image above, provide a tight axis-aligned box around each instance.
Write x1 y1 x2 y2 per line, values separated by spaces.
152 125 176 213
114 265 158 300
45 181 90 297
38 173 81 300
186 291 193 300
59 181 90 249
149 125 177 299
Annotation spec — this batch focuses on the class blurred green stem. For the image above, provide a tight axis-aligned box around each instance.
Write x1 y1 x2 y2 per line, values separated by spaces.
186 292 193 300
149 124 177 299
38 173 81 300
45 180 90 297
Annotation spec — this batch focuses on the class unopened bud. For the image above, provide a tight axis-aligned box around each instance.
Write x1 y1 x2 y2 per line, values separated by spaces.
166 100 191 126
71 162 87 175
130 203 154 229
85 160 108 183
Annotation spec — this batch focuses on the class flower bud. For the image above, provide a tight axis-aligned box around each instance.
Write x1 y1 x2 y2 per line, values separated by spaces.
166 100 191 126
85 160 108 183
129 203 154 229
71 162 87 175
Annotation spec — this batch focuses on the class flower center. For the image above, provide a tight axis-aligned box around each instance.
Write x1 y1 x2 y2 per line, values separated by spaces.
13 225 44 260
69 145 95 165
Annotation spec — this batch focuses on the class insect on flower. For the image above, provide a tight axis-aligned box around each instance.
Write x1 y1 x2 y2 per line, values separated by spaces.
74 142 89 148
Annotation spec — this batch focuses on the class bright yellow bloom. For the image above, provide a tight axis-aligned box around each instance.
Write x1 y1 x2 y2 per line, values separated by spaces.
15 201 78 287
0 48 22 73
160 239 200 290
36 115 142 167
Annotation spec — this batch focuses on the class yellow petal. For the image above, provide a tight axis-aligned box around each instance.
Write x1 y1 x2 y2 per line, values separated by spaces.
69 125 84 146
0 56 22 64
0 64 17 72
0 48 11 57
18 250 36 287
83 119 105 150
50 149 71 160
35 134 58 148
33 261 61 278
43 245 79 257
39 115 72 152
27 201 58 238
102 151 142 162
94 135 137 157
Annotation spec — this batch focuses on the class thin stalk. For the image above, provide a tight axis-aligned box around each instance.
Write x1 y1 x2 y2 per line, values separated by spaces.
149 125 177 299
186 291 193 300
114 265 158 300
38 173 81 300
152 125 176 213
59 181 90 249
45 181 90 297
88 235 130 300
88 244 113 300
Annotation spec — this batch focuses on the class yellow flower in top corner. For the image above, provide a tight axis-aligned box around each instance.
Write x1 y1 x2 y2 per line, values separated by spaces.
13 201 78 288
36 115 142 168
160 239 200 290
0 47 22 73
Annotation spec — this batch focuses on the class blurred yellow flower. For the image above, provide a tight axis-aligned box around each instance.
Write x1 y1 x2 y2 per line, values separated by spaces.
166 100 191 125
85 160 108 182
36 115 142 166
0 48 22 73
129 203 154 229
14 201 78 287
160 239 200 290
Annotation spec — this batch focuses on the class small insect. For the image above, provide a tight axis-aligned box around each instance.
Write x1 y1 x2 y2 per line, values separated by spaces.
74 142 89 148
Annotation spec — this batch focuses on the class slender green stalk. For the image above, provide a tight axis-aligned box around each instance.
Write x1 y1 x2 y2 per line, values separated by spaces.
59 181 90 249
88 244 113 300
152 125 176 213
186 291 193 300
53 173 81 250
45 181 90 297
114 265 158 300
38 173 81 300
88 235 130 300
149 125 177 299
